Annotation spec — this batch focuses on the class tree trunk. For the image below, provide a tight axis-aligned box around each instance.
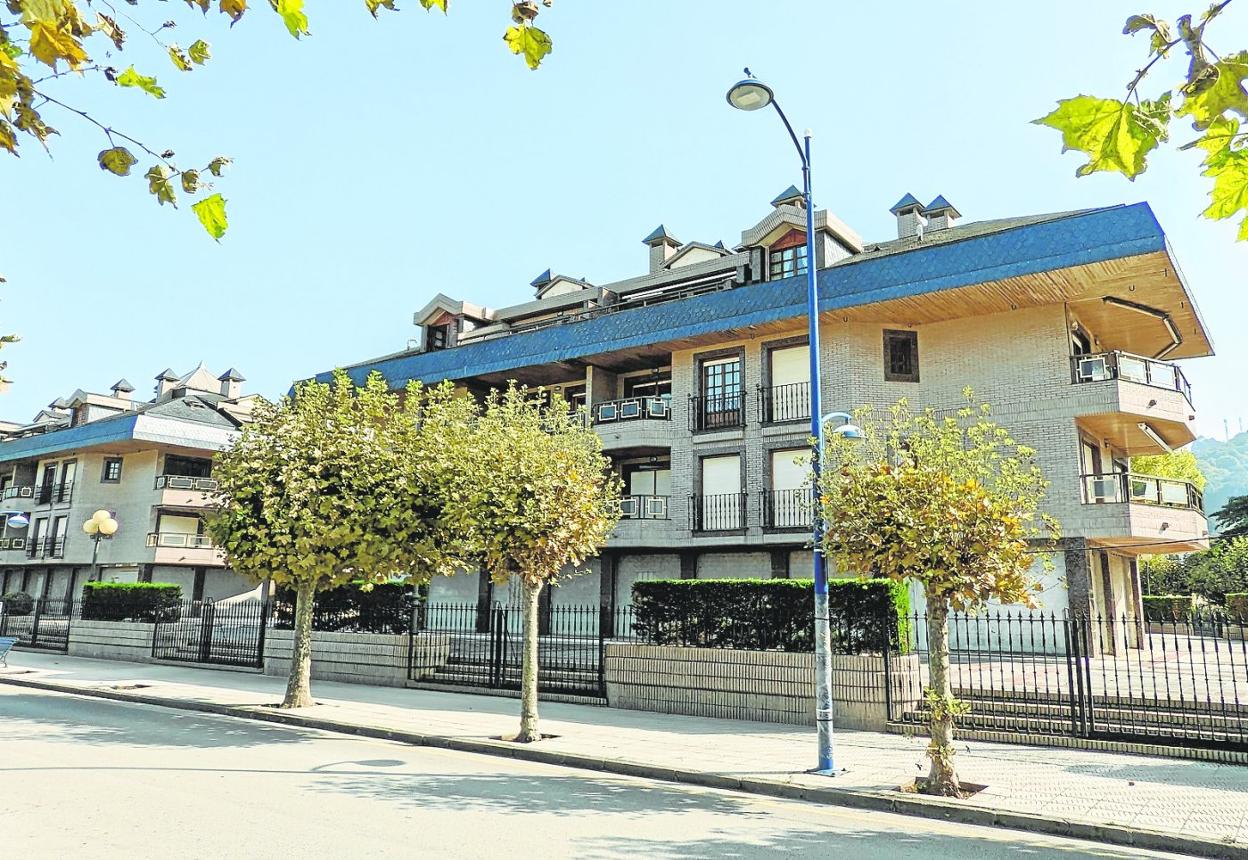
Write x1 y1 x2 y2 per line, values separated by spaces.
924 596 962 796
515 577 543 742
282 579 316 709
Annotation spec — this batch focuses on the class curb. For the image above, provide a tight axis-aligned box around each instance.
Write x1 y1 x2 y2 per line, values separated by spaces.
2 674 1242 860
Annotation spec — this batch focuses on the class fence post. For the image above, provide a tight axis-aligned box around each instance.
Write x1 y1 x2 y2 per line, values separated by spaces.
254 599 269 669
489 606 505 688
1063 613 1082 737
30 597 42 647
598 605 607 698
406 599 417 683
198 603 214 663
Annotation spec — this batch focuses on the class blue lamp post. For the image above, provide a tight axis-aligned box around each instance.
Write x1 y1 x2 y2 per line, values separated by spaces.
727 71 858 775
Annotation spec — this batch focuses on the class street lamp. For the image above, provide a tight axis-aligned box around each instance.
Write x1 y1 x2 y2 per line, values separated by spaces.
83 509 119 581
1 511 30 529
727 69 839 775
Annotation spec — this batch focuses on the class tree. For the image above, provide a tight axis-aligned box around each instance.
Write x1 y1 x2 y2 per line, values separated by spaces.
1036 3 1248 238
1215 495 1248 536
818 396 1057 797
437 385 620 742
207 370 467 707
1131 449 1208 489
0 0 556 239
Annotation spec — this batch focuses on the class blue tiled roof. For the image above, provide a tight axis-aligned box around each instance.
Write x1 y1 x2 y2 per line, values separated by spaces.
0 414 139 464
770 185 802 205
924 194 959 215
889 193 922 213
316 204 1167 391
642 225 678 245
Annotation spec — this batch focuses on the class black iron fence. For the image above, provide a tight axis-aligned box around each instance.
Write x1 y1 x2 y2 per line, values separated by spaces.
761 488 811 530
691 493 746 531
152 600 268 668
0 597 75 652
759 382 810 423
689 394 744 431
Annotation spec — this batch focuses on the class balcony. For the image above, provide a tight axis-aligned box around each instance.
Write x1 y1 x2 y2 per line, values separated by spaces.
691 493 746 532
147 532 215 549
24 536 66 559
1 485 36 504
1071 352 1195 453
591 397 673 453
34 481 73 506
689 394 745 432
1079 472 1208 553
0 537 27 552
155 474 220 507
761 488 812 530
146 531 224 565
618 494 669 520
759 382 811 424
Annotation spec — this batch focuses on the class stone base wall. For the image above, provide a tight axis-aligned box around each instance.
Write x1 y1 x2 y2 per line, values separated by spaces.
605 643 921 730
68 620 155 662
263 630 450 688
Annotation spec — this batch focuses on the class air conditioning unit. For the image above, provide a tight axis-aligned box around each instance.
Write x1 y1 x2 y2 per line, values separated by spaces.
619 497 638 518
10 537 25 549
168 476 195 489
645 496 668 519
16 486 32 498
646 397 669 419
619 399 642 420
1077 356 1110 382
0 539 8 550
596 402 617 423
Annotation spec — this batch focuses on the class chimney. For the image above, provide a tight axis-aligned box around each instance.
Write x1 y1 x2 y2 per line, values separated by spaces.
154 368 179 397
642 225 681 273
889 193 926 239
922 195 961 233
770 185 804 209
110 379 135 401
217 368 245 400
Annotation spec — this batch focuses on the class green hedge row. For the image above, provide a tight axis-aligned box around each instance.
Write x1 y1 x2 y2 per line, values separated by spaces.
1 591 34 616
273 582 416 634
631 578 910 654
1142 594 1196 623
82 582 183 623
1227 593 1248 624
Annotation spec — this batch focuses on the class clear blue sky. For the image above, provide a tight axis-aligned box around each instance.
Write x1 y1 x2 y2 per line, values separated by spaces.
2 1 1245 439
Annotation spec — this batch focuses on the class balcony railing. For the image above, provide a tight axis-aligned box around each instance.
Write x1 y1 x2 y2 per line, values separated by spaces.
154 474 220 491
34 481 73 505
25 536 66 558
147 532 215 549
1071 351 1192 405
1080 472 1204 512
759 382 811 424
618 494 669 520
0 537 27 551
761 488 812 530
689 394 745 431
1 485 35 501
592 396 671 425
691 493 746 531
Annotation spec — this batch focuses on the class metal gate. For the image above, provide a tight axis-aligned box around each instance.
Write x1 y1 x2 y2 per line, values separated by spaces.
152 601 267 668
409 602 606 698
0 598 73 653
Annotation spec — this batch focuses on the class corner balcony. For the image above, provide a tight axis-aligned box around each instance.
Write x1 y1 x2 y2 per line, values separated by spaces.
1 485 36 509
591 397 673 454
1079 472 1209 554
0 536 28 553
154 474 220 508
146 531 225 566
1071 352 1195 453
608 494 686 548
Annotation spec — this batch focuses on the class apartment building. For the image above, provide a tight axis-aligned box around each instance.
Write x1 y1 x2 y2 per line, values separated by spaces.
315 192 1212 623
0 365 260 604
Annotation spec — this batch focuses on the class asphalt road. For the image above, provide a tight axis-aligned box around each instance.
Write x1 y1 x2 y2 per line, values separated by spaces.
0 685 1190 860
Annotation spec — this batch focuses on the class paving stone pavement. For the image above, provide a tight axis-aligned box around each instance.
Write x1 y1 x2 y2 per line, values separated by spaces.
4 650 1247 850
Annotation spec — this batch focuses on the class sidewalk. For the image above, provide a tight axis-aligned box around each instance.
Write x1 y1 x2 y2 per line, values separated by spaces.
3 650 1246 859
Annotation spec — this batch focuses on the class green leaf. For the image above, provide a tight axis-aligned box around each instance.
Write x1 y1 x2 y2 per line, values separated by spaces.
206 155 232 176
188 39 212 64
419 0 448 10
220 0 247 23
1 43 22 61
503 23 551 70
97 146 137 176
365 0 399 15
271 0 310 38
181 169 201 193
1196 117 1248 239
193 192 228 240
169 44 193 72
1123 12 1172 54
1179 52 1248 131
1033 95 1166 179
115 65 166 99
145 165 178 207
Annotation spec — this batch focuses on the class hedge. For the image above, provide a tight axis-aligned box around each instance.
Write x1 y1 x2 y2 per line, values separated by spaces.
1 591 34 616
272 582 416 634
1142 594 1195 623
82 582 183 623
1226 593 1248 624
630 578 910 654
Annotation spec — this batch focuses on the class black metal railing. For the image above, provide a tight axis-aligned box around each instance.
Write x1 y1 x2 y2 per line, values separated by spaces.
759 381 811 424
0 537 27 551
761 488 811 530
688 394 744 431
0 597 76 652
591 396 671 425
1 485 34 501
271 593 414 635
24 536 66 559
1080 472 1204 512
154 474 220 491
619 494 669 520
691 493 746 531
151 600 268 668
146 532 215 549
1071 351 1193 405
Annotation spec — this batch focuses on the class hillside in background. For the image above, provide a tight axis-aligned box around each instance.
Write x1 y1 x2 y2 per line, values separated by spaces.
1194 432 1248 530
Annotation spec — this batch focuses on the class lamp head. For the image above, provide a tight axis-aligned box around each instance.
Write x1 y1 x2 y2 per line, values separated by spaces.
98 517 118 536
6 513 29 529
83 519 99 535
726 75 774 112
830 423 864 441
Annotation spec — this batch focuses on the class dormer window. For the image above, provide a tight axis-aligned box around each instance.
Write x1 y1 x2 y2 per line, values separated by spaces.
427 324 449 351
768 230 808 280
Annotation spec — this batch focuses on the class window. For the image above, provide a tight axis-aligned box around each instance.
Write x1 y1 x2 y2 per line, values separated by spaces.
164 455 212 478
427 324 449 351
101 457 123 483
700 356 743 428
768 244 807 280
883 329 919 382
624 374 672 403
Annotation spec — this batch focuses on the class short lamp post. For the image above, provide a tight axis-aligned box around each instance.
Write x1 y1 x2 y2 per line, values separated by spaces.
83 509 119 582
727 69 861 776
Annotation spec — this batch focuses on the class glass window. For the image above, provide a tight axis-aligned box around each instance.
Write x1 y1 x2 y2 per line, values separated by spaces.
624 374 672 402
883 330 919 382
427 324 449 350
768 244 808 280
101 457 123 483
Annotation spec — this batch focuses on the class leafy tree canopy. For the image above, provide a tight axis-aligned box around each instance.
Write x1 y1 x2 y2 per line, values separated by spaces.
0 0 555 239
1131 448 1207 490
1036 2 1248 238
1215 495 1248 537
